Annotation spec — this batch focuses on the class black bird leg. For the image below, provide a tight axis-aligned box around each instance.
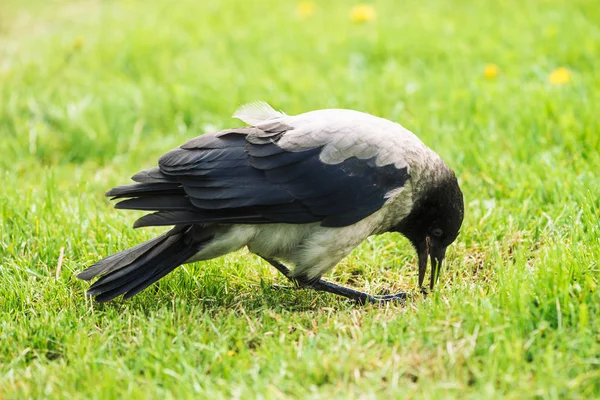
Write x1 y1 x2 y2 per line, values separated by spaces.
261 257 409 305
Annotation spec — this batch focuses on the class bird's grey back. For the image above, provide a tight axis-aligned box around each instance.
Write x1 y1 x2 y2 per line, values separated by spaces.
233 102 442 184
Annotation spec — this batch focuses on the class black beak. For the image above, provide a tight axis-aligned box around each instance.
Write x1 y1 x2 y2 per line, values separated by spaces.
429 241 447 290
417 239 429 288
417 237 447 291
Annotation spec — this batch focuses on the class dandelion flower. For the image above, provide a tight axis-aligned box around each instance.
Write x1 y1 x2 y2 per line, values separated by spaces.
72 36 84 51
483 63 500 79
296 1 316 19
549 67 571 85
351 5 376 23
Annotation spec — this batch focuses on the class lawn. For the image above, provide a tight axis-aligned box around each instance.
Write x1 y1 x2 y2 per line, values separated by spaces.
1 0 599 398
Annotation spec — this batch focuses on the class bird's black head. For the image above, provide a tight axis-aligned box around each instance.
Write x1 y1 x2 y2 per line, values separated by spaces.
395 174 464 291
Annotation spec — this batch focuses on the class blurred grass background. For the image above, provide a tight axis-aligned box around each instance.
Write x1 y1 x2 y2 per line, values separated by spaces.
0 0 599 398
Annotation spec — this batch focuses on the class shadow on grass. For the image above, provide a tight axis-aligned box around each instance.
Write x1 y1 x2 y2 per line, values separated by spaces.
83 272 413 317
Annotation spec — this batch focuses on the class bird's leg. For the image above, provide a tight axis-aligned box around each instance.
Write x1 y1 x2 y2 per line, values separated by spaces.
260 257 409 305
260 257 297 290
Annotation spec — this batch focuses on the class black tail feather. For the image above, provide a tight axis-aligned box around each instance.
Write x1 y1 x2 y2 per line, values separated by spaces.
86 234 182 289
79 226 212 302
77 233 168 280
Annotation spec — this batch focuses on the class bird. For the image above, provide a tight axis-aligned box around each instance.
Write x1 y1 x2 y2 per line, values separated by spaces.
77 101 464 304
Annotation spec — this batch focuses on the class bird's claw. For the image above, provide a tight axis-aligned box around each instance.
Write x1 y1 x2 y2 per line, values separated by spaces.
367 292 410 304
270 284 297 291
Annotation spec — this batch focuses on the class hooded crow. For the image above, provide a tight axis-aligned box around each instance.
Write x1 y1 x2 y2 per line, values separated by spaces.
78 102 464 304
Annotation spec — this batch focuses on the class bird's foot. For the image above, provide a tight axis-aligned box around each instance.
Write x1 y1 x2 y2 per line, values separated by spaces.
365 292 410 304
270 284 298 291
261 256 410 305
309 279 410 305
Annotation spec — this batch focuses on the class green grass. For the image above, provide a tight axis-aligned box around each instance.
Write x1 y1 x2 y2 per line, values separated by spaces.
1 0 599 398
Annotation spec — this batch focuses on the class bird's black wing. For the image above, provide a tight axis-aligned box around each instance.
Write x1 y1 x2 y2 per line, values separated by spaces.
108 129 409 228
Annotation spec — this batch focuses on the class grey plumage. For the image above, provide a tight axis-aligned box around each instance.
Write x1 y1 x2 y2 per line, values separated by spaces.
78 102 464 304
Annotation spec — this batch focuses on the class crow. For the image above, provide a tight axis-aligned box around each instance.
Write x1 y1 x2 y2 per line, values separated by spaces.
78 102 464 304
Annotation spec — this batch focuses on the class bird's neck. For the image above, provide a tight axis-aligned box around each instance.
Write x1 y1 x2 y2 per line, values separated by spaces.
410 149 454 201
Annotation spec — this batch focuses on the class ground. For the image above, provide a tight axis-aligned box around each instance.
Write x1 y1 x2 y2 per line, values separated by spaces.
0 0 599 398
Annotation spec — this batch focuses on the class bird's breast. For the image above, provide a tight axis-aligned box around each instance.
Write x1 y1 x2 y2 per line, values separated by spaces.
246 223 317 262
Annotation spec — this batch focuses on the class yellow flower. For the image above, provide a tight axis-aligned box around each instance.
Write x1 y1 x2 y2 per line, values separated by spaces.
72 36 84 51
483 63 500 79
296 1 316 19
549 67 571 85
351 5 376 23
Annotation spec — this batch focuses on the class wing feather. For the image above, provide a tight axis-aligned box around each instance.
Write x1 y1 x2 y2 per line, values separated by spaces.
108 115 410 228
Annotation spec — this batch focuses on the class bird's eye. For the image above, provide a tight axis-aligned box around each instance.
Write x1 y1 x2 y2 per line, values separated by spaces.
432 228 443 238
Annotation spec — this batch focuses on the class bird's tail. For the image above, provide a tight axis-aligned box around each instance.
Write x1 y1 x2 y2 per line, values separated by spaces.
78 225 211 302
